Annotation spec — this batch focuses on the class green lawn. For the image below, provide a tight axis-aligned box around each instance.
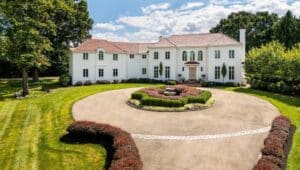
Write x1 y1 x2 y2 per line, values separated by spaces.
0 79 153 170
225 87 300 170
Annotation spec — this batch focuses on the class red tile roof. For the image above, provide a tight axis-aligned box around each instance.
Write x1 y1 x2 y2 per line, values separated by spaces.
71 33 240 53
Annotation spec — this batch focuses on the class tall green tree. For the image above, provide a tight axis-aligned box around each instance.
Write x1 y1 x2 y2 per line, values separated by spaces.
275 10 299 49
210 11 278 51
221 63 227 83
0 1 55 95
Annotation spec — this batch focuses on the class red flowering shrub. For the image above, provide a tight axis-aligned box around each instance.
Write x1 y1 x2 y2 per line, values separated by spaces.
253 115 292 170
65 121 142 170
140 85 200 99
253 159 281 170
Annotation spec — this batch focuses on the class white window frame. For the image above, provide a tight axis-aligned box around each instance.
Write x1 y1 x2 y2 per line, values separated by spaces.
154 66 159 78
83 53 88 60
98 51 104 60
165 51 170 60
182 51 187 61
83 69 88 77
142 68 147 75
154 52 159 60
215 66 220 80
113 54 118 61
130 54 134 59
198 51 203 61
190 51 195 61
165 66 170 79
215 50 220 59
99 68 104 77
229 66 235 80
229 50 235 58
142 54 147 59
113 68 118 77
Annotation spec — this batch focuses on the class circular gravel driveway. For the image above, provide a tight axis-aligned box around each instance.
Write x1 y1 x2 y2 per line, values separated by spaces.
72 87 280 170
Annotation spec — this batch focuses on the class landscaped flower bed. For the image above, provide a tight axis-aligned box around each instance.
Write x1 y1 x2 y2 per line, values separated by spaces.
253 115 292 170
128 85 213 111
62 121 143 170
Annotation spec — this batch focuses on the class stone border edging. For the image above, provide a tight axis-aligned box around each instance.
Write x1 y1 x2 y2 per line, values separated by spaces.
132 126 271 141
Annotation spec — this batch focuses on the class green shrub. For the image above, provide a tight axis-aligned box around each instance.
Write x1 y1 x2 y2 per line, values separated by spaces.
141 97 187 107
131 92 146 100
59 74 71 87
187 91 212 103
166 80 177 85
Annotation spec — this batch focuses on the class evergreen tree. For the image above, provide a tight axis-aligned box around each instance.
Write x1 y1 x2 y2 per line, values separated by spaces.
221 63 227 83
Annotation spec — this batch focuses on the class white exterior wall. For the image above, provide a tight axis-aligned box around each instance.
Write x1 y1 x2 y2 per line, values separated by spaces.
71 45 245 84
148 48 177 81
127 54 149 79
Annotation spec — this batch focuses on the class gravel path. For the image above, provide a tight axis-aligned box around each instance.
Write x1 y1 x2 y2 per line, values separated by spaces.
73 87 279 170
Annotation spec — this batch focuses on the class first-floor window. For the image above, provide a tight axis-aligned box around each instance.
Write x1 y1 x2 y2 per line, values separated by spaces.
113 68 118 77
142 68 147 74
165 66 170 78
83 69 88 77
215 66 220 80
99 69 104 77
154 66 159 78
200 67 203 71
229 66 235 80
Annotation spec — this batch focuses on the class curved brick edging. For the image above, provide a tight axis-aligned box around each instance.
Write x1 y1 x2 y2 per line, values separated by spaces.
132 126 271 141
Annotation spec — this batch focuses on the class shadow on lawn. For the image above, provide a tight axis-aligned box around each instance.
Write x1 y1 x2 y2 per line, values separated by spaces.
60 133 114 170
231 88 300 107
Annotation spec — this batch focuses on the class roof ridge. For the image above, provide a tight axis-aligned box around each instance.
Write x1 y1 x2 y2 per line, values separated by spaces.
165 37 177 47
106 41 128 53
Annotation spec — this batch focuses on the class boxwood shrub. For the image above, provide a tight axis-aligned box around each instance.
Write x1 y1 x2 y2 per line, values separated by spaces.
131 90 212 107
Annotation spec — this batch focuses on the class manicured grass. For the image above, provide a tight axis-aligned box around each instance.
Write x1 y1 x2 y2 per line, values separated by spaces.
225 87 300 170
0 79 154 169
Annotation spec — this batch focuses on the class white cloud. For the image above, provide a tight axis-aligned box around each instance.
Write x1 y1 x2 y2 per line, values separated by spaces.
92 0 300 42
180 2 204 10
93 23 124 31
141 3 170 14
93 32 129 42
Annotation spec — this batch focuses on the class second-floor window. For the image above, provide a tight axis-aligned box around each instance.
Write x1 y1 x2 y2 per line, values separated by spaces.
154 52 159 59
165 51 170 59
142 54 147 59
113 68 118 77
190 51 195 61
83 53 88 60
215 50 220 59
83 69 88 77
113 54 118 61
182 51 187 61
229 50 235 58
198 51 203 61
99 51 104 60
130 54 134 59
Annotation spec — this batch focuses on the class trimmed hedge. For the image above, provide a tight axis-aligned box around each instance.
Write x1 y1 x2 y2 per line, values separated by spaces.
253 115 292 170
64 121 142 170
131 90 212 107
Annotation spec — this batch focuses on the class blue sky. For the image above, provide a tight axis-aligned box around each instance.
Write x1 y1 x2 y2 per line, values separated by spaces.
86 0 300 42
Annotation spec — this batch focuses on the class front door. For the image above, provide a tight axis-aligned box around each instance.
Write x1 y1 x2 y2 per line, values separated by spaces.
189 67 196 80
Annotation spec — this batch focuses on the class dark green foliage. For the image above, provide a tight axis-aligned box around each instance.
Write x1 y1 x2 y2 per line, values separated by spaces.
221 63 227 82
210 11 278 51
201 81 237 87
132 90 212 107
59 74 71 87
166 80 177 85
84 80 92 85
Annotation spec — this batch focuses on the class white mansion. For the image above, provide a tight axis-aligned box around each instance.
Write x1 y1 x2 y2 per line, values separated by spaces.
70 29 246 85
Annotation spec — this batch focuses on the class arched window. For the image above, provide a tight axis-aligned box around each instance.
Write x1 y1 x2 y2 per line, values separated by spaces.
198 50 203 61
190 51 195 61
182 51 187 61
99 51 104 60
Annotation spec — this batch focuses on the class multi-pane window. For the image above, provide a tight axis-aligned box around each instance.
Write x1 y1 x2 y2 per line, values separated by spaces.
142 68 147 75
142 54 147 59
113 68 118 77
154 52 159 59
229 50 235 58
83 69 88 77
190 51 195 61
99 51 104 60
182 67 184 71
215 50 220 59
201 67 203 71
98 69 104 77
83 53 88 60
165 51 170 59
215 66 220 80
229 66 235 80
130 54 134 59
154 66 159 78
182 51 187 61
165 66 170 78
113 54 118 61
198 51 203 61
